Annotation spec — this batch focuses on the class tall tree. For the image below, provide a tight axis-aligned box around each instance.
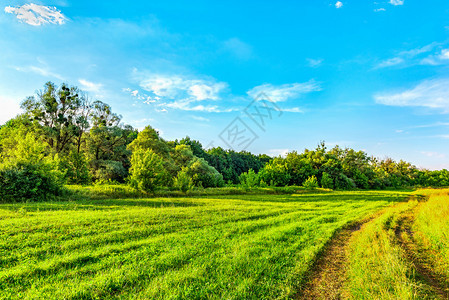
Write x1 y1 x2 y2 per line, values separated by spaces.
21 82 83 153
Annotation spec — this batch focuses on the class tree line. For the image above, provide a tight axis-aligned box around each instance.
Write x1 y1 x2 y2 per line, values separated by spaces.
0 82 447 201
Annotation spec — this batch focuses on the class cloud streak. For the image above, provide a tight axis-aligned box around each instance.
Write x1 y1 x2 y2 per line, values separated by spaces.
4 4 67 26
375 78 449 113
389 0 404 5
247 80 321 103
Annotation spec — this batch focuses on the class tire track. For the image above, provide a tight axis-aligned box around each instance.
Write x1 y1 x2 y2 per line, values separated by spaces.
395 208 449 300
297 218 373 300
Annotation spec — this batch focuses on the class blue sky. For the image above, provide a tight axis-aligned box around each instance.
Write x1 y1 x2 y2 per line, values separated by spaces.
1 0 449 169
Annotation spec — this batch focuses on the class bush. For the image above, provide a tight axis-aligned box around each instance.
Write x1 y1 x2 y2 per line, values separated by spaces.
258 159 291 187
56 151 91 185
335 173 356 190
321 172 334 189
239 169 260 188
0 163 63 202
91 160 128 183
174 169 194 193
303 175 319 189
185 157 224 188
129 149 171 193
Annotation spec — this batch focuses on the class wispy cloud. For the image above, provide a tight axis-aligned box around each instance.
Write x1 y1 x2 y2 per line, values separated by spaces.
374 42 446 69
389 0 404 5
13 65 64 80
268 149 289 157
306 58 323 67
421 151 446 159
282 107 304 113
374 8 386 12
335 1 343 9
4 4 67 26
375 57 404 69
191 116 210 122
139 74 228 101
247 80 322 103
375 78 449 113
78 79 103 93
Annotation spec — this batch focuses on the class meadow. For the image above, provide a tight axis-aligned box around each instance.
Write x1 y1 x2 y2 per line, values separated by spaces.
0 189 409 299
344 189 449 299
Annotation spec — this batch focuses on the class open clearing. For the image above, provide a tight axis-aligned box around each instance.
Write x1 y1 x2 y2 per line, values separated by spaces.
0 191 408 299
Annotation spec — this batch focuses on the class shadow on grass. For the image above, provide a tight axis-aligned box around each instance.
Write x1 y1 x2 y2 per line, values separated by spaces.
0 198 203 212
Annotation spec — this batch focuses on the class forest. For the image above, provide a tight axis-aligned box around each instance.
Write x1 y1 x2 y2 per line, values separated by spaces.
1 82 448 202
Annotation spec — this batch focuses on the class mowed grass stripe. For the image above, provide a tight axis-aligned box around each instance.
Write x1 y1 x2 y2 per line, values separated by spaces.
0 192 408 299
0 206 304 269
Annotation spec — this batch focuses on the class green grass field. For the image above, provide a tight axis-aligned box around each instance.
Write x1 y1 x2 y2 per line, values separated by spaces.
0 190 409 299
344 189 449 299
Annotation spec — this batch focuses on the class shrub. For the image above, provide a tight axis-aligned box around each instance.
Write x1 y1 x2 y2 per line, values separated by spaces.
185 157 224 188
129 149 171 193
0 162 63 202
92 160 128 183
239 169 260 188
174 169 194 193
303 175 319 189
321 172 334 189
56 151 91 185
335 173 356 190
258 159 291 187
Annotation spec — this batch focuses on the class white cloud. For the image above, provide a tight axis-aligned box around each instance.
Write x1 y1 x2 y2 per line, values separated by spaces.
78 79 103 93
13 65 64 80
375 78 449 112
139 75 228 101
335 1 343 9
282 107 304 113
189 82 228 101
421 151 446 159
247 80 321 103
375 57 404 69
268 149 289 157
306 58 323 67
161 100 236 113
375 43 444 69
191 116 210 122
389 0 404 5
374 8 386 12
4 4 67 26
439 49 449 60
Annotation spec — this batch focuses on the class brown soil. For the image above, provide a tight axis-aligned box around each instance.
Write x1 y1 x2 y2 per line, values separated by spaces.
395 209 449 300
298 220 369 300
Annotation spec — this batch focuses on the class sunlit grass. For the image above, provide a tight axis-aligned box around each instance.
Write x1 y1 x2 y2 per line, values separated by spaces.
344 200 431 299
413 189 449 285
0 190 409 299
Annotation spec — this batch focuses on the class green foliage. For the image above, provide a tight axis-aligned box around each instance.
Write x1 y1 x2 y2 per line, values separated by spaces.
0 130 64 202
258 158 291 187
55 151 91 184
92 160 128 183
20 82 87 153
185 157 224 188
174 168 194 192
321 172 334 189
302 175 319 189
129 149 171 193
239 169 260 188
3 82 449 197
0 162 63 202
